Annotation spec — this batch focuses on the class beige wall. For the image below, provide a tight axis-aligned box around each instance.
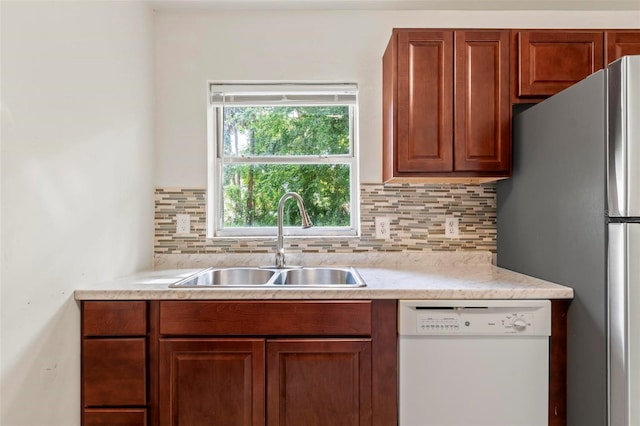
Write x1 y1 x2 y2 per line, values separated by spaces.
0 2 154 424
153 8 639 186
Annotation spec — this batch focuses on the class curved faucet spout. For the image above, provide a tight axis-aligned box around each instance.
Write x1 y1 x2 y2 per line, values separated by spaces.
276 192 313 268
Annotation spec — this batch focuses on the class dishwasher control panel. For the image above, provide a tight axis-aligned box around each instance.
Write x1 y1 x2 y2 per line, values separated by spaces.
399 300 551 336
416 311 535 334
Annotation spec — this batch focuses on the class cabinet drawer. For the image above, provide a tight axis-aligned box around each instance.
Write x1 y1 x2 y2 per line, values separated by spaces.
83 338 146 406
83 408 146 426
159 301 372 336
83 301 147 336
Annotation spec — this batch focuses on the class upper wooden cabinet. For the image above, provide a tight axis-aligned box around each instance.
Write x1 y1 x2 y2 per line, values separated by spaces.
515 31 604 99
514 30 640 101
383 29 511 182
454 31 511 174
606 31 640 65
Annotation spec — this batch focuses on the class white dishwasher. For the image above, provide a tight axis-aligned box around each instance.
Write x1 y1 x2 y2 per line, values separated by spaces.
398 300 551 426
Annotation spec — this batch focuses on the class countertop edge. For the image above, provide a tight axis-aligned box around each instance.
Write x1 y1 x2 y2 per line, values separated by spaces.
74 288 574 300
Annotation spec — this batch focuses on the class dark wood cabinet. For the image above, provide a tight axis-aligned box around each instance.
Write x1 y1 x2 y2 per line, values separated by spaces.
267 339 372 426
514 30 640 102
606 30 640 65
155 300 397 426
82 302 148 424
384 27 640 180
454 30 511 173
82 300 394 426
515 31 604 99
386 30 453 175
158 336 374 426
159 339 265 426
383 29 510 182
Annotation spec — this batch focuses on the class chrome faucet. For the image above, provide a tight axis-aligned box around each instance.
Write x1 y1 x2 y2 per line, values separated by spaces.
275 192 312 268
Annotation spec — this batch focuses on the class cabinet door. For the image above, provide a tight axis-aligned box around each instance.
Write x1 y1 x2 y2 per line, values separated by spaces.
159 339 265 426
396 30 454 173
606 31 640 65
267 339 372 426
454 30 510 173
517 31 604 97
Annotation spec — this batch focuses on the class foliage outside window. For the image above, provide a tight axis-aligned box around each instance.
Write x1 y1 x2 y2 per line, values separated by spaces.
207 83 359 238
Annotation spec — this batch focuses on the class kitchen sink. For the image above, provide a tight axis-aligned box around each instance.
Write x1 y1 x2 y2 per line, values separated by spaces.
169 267 365 288
170 268 276 287
274 267 366 287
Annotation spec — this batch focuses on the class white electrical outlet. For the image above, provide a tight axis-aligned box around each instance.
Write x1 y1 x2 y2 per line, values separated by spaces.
375 217 391 240
445 217 459 238
176 214 191 235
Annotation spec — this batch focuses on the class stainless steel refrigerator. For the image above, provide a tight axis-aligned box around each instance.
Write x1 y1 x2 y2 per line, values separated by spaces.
497 55 640 426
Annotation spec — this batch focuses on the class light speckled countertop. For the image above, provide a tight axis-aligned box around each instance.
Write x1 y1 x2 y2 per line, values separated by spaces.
74 252 573 300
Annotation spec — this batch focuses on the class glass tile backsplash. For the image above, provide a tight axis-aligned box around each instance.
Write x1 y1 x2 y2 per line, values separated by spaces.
155 183 496 254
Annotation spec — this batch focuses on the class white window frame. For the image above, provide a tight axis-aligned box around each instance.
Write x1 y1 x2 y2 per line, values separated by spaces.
207 82 360 239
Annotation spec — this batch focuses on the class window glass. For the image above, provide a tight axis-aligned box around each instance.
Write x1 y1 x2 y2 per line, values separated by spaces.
223 106 351 157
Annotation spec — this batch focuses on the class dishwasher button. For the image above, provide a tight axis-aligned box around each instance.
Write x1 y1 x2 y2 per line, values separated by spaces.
512 318 527 332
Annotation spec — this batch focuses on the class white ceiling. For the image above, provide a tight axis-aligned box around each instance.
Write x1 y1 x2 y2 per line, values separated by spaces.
150 0 640 11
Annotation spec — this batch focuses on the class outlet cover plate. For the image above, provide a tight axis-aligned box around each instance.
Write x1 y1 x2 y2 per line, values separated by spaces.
375 216 391 240
176 214 191 235
445 217 459 238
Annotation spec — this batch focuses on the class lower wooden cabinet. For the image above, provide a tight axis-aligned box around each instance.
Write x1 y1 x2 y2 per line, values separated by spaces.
158 337 373 426
81 300 397 426
155 301 394 426
159 339 265 426
82 302 148 424
267 339 372 426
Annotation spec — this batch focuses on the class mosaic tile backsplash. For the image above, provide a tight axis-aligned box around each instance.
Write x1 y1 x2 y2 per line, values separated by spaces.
155 184 496 254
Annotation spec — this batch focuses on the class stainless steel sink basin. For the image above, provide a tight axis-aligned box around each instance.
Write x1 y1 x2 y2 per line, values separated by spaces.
169 267 366 288
170 267 276 287
274 267 366 287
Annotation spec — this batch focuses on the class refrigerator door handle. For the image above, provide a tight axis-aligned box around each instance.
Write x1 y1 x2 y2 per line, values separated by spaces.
608 223 628 426
607 57 640 217
608 223 640 426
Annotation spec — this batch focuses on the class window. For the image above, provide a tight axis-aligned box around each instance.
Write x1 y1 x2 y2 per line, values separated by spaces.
207 83 359 238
